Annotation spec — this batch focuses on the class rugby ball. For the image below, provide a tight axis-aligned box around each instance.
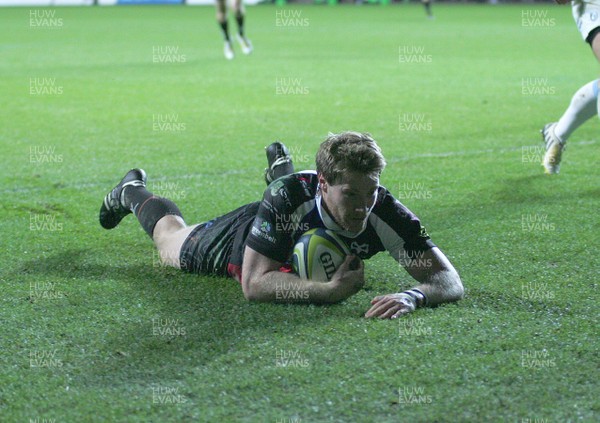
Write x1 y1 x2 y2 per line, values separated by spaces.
291 228 349 281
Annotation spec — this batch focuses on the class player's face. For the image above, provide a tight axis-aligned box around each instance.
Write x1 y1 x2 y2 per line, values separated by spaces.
320 171 379 234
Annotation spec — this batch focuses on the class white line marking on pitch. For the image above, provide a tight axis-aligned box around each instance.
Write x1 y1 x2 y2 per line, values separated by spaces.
4 140 597 194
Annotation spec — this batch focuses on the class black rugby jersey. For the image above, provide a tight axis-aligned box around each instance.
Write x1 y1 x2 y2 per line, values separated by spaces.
241 171 435 268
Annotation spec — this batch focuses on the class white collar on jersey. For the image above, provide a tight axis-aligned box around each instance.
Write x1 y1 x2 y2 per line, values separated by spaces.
316 193 367 239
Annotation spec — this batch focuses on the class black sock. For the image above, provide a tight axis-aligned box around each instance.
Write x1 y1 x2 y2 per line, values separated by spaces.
424 2 432 16
123 186 152 210
124 187 183 238
235 13 244 37
219 20 230 41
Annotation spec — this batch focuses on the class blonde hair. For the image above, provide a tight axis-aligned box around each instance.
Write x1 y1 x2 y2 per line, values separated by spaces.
316 131 386 184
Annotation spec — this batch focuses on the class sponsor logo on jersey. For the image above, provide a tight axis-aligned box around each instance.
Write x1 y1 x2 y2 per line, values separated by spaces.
251 219 277 244
270 180 285 196
350 242 369 255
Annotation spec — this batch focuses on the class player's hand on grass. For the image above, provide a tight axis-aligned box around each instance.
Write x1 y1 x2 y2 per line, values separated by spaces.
328 255 364 302
364 293 416 319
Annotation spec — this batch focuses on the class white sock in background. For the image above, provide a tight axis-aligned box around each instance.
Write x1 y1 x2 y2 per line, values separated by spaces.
553 79 599 143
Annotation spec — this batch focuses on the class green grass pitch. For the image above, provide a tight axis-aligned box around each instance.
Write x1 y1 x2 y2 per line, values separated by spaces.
1 3 598 421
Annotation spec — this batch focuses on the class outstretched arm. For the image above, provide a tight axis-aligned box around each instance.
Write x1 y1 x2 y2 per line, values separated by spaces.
241 246 365 304
364 247 463 319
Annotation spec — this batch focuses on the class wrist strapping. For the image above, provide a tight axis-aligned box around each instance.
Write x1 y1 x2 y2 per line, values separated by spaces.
402 288 428 308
